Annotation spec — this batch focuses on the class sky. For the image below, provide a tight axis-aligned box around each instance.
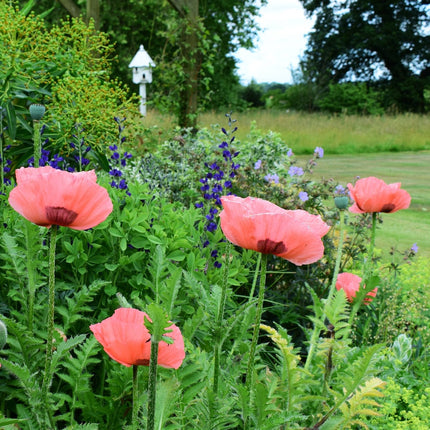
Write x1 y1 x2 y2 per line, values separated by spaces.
234 0 315 84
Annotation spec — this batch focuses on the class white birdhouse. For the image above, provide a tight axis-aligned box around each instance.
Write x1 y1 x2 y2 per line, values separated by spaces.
129 44 155 84
128 45 155 116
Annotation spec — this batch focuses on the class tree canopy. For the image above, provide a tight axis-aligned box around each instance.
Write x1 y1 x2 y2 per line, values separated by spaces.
18 0 267 125
299 0 430 111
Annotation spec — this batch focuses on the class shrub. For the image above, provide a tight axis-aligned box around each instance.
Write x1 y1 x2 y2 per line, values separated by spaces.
316 82 384 115
0 3 140 173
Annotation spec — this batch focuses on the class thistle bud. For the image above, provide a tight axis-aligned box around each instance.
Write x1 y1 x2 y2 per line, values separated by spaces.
29 104 46 121
334 196 349 210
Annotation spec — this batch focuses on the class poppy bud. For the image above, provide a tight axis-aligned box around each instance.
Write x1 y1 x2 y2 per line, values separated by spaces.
29 104 46 121
334 196 349 210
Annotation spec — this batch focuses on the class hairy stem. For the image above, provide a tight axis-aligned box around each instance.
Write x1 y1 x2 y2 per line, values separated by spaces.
41 225 58 428
147 337 159 430
245 252 268 391
25 221 38 332
213 242 231 394
305 210 346 370
132 365 139 430
349 212 377 325
33 120 41 167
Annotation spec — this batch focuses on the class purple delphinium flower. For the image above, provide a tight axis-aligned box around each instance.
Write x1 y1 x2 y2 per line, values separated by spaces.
410 243 419 254
299 191 309 202
108 117 132 196
314 146 324 158
254 159 262 169
196 113 240 269
287 148 293 157
288 166 304 177
264 173 280 184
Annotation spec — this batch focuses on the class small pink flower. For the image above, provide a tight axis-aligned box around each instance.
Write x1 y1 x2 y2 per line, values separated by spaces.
90 308 185 369
335 272 377 304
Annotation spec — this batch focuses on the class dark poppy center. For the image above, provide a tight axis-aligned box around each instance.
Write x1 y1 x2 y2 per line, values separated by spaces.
45 206 78 226
380 203 395 213
135 358 150 366
257 238 286 255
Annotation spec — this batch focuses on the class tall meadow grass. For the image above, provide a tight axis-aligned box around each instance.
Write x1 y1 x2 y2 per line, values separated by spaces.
144 110 430 155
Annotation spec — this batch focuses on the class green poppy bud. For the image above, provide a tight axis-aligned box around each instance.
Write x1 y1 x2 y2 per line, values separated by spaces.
334 196 349 210
0 318 7 349
29 104 46 121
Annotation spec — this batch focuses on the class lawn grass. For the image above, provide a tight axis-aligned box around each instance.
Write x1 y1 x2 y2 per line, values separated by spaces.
299 151 430 258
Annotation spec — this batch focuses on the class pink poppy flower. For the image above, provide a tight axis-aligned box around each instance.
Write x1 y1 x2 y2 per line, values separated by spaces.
219 196 330 266
90 308 185 369
8 166 113 230
347 176 411 214
335 272 377 304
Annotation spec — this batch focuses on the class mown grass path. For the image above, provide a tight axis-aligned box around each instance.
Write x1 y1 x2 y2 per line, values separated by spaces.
302 150 430 257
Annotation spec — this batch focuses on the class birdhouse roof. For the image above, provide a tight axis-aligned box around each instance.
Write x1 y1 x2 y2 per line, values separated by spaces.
128 45 155 68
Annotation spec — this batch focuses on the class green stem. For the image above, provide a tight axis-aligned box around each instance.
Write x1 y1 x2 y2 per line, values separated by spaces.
305 210 346 370
25 221 37 332
132 365 139 430
147 337 159 430
348 212 377 326
0 126 4 195
41 225 58 428
248 253 261 302
245 252 268 391
33 120 41 167
213 242 231 394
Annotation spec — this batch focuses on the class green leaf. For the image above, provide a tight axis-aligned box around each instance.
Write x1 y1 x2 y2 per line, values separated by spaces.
5 101 17 140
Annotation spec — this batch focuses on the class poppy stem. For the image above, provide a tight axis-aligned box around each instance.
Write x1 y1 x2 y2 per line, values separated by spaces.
132 365 139 429
41 224 58 428
349 212 377 325
147 336 159 430
33 120 41 167
305 209 346 370
248 253 261 301
213 242 231 394
245 252 268 392
25 220 38 333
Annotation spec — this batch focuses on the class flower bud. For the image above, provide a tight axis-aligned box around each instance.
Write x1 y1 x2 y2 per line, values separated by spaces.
0 318 7 349
334 196 349 210
29 104 46 121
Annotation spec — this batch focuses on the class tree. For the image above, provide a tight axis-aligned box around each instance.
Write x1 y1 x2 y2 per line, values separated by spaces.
23 0 266 126
299 0 430 111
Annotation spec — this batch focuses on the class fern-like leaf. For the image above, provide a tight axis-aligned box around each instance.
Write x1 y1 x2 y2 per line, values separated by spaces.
325 377 386 429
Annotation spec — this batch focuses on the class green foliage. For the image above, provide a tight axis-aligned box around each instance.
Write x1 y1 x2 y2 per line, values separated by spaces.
366 378 430 429
0 2 140 171
317 83 384 115
374 257 430 347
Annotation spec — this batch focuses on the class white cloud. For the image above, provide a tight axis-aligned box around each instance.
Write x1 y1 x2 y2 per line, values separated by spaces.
235 0 314 84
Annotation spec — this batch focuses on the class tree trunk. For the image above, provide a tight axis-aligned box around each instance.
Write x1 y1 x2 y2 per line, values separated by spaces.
87 0 100 30
167 0 201 129
57 0 100 31
57 0 81 17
